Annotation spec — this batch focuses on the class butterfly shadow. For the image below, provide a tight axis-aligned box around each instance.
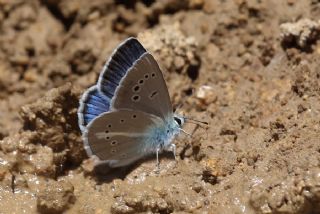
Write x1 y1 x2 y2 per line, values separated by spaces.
91 153 176 184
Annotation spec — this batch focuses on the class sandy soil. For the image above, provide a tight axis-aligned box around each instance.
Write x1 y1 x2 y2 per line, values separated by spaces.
0 0 320 213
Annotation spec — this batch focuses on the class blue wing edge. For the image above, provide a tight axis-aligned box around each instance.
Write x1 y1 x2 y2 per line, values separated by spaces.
77 85 111 132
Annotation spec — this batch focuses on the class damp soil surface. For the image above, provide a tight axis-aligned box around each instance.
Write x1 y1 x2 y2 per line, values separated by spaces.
1 1 320 213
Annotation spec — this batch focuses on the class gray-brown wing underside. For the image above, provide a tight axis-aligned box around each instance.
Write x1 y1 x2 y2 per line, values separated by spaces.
84 109 163 167
111 53 173 120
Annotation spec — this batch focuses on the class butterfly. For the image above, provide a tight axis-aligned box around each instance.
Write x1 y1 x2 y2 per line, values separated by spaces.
77 37 185 168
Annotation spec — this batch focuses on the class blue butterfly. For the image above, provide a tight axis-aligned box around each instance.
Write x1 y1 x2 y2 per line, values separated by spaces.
78 37 185 168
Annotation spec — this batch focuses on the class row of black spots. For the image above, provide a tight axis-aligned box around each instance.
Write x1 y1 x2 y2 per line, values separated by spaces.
131 72 156 92
105 123 112 141
138 74 147 85
131 72 157 101
131 76 144 99
143 72 156 80
137 72 157 86
104 124 112 140
104 130 118 147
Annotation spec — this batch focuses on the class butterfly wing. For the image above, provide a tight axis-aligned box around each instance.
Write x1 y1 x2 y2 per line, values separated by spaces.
109 52 173 120
79 38 176 167
84 109 163 167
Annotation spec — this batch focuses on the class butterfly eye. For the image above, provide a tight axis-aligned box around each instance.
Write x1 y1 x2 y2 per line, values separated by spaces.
174 117 182 126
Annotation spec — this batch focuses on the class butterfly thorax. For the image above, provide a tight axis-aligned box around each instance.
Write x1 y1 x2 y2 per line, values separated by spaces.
143 114 183 154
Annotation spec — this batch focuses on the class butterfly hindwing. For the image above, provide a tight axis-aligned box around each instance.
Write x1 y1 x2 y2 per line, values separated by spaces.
111 52 173 120
84 109 163 167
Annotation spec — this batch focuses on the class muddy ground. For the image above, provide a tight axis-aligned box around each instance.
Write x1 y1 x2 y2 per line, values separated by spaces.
0 0 320 213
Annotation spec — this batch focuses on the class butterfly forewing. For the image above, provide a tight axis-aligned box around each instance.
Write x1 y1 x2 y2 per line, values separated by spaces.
111 53 173 120
84 109 163 167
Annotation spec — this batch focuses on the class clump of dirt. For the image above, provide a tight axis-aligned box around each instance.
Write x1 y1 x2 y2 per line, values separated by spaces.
280 18 320 50
37 178 75 213
138 21 200 105
0 0 320 213
138 22 199 75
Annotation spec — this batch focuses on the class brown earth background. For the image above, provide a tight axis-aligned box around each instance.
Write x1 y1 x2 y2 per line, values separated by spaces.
0 0 320 213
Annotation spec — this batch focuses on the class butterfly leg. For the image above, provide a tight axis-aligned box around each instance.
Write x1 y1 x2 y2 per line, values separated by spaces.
168 143 176 160
179 128 192 138
156 147 160 170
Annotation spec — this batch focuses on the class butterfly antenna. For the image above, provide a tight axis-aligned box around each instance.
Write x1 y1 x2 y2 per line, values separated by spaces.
183 117 209 134
179 128 192 138
183 117 209 125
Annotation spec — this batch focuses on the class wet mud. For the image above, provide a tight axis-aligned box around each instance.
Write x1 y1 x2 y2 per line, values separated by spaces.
0 0 320 213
